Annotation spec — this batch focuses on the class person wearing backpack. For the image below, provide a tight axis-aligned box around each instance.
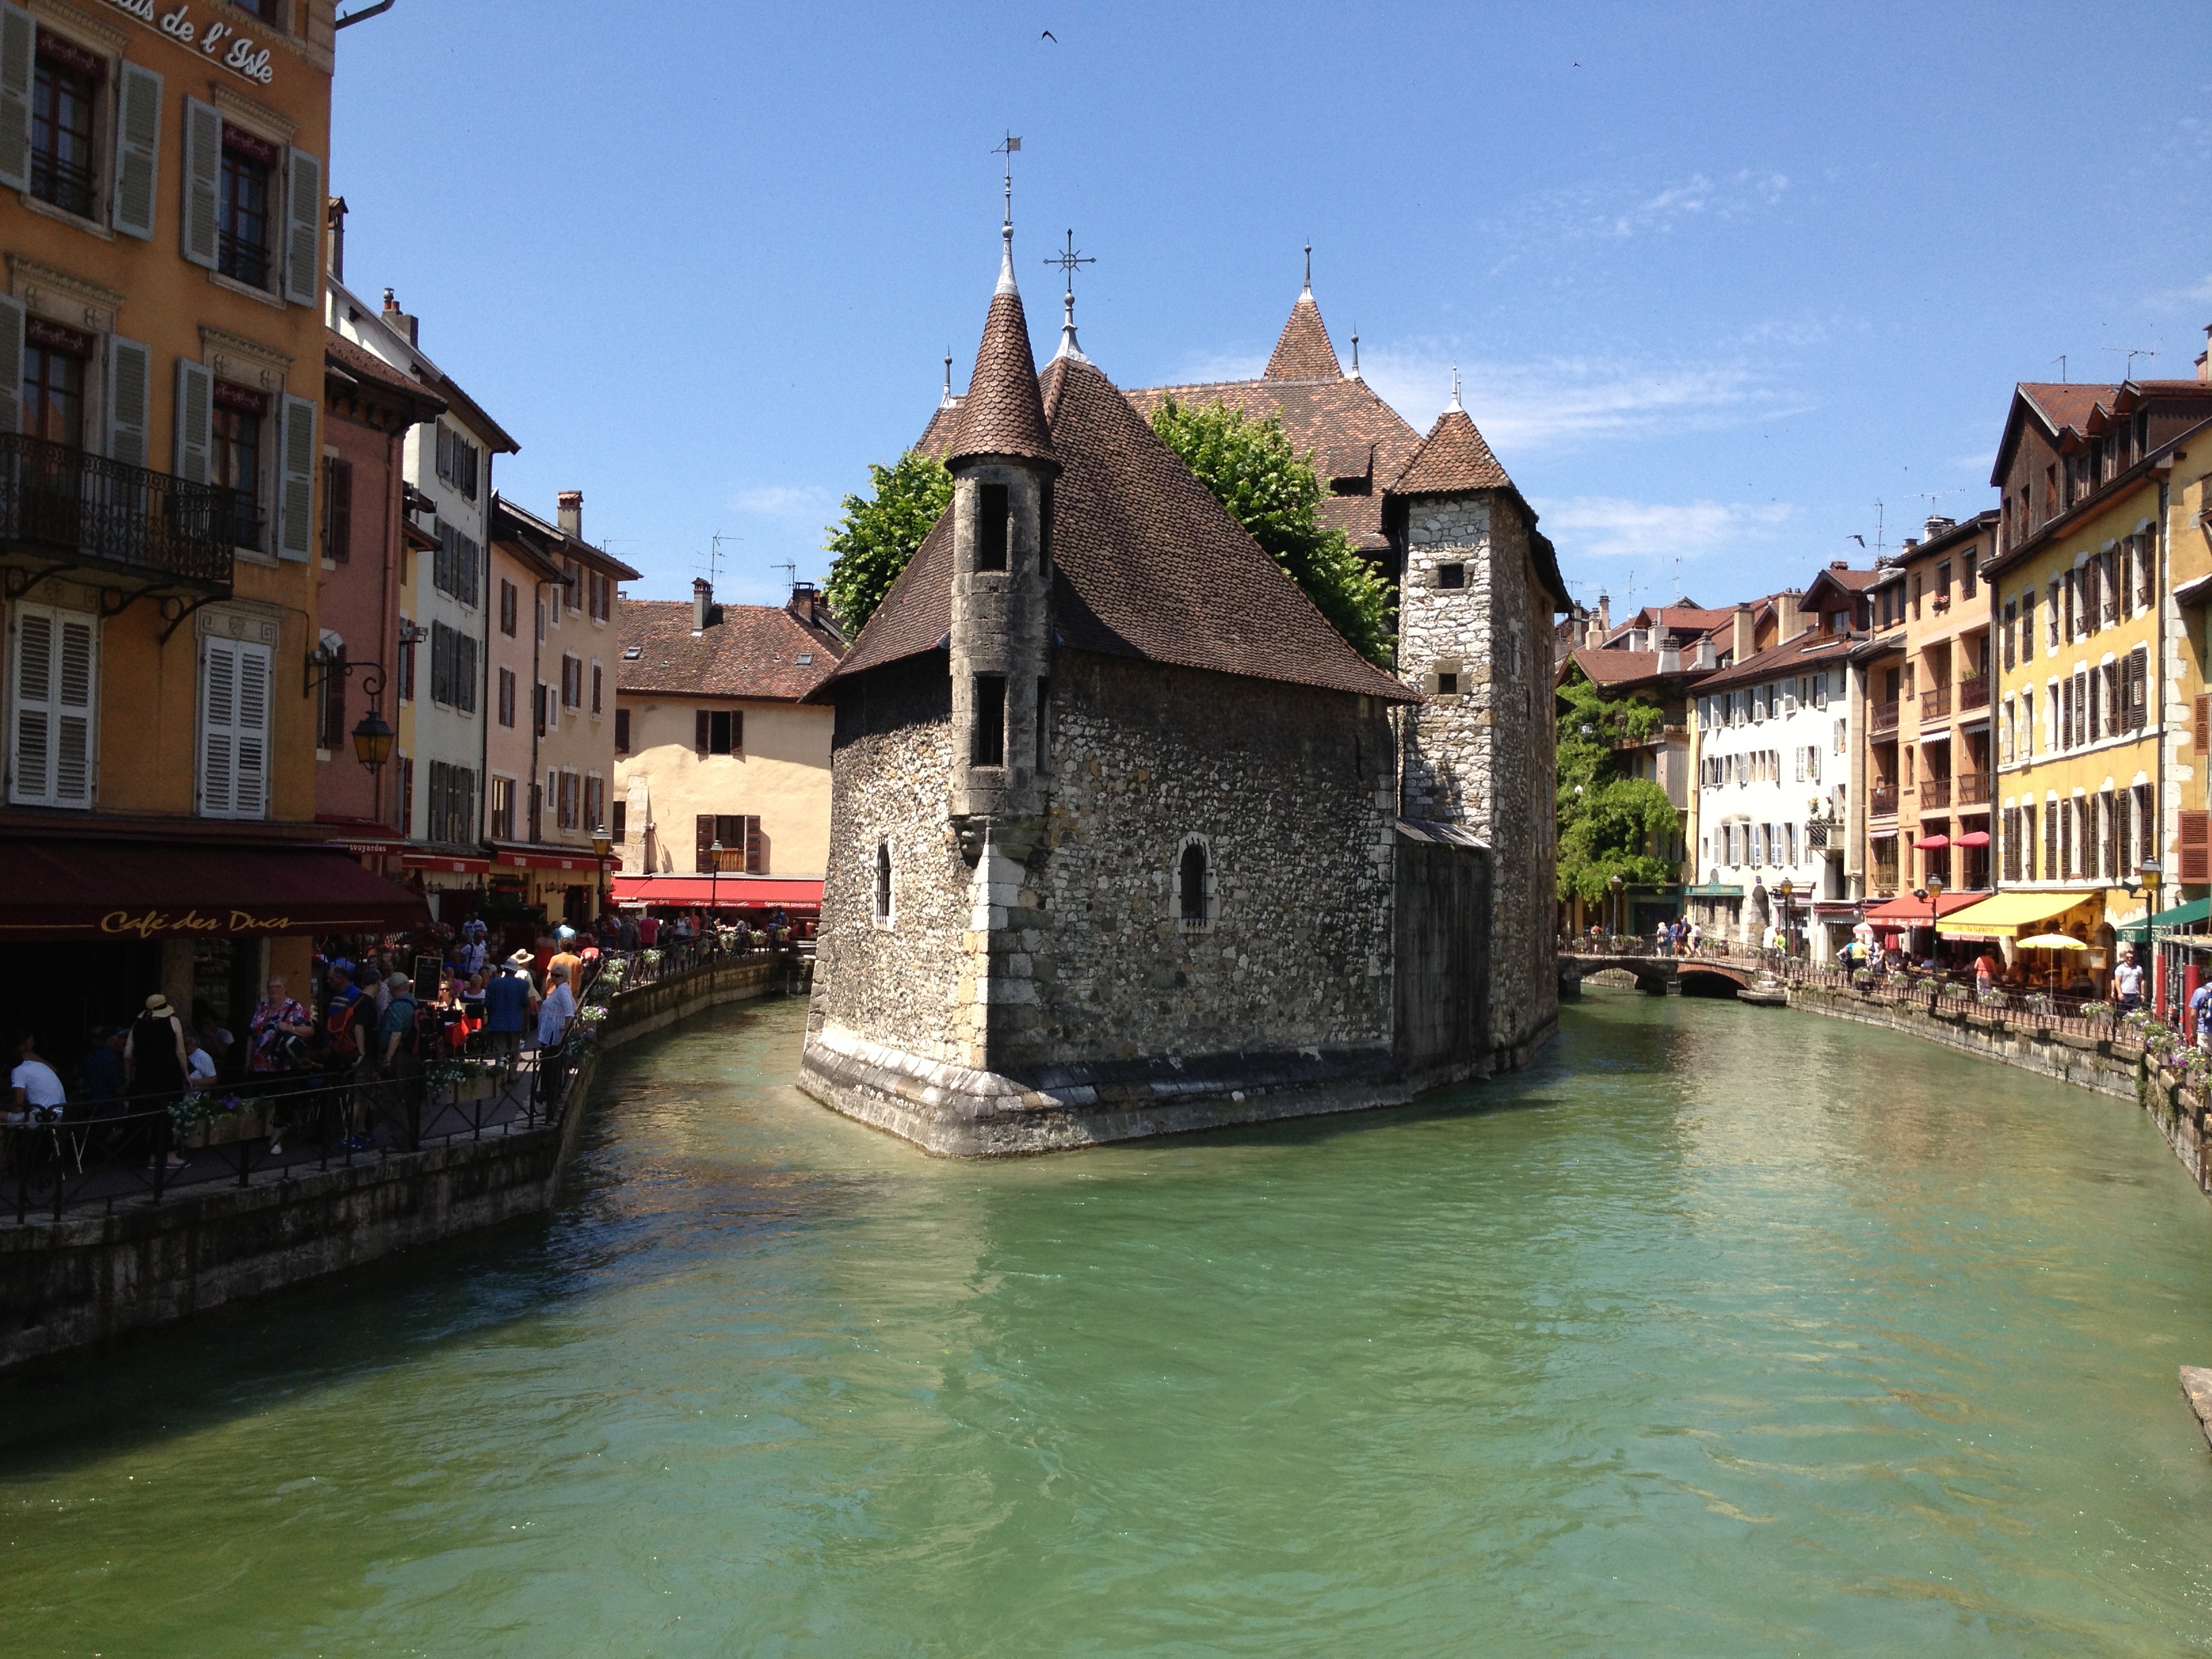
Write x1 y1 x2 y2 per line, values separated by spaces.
373 972 424 1151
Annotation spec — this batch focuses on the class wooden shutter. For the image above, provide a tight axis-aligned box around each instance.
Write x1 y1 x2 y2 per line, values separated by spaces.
695 709 710 756
110 61 162 239
615 708 629 752
2195 693 2211 756
277 394 315 558
745 816 763 874
106 336 151 468
8 607 86 808
0 2 28 193
173 359 212 483
283 146 322 304
325 457 352 560
731 709 744 752
2182 811 2212 885
695 814 714 872
0 292 23 436
179 97 220 270
457 631 477 714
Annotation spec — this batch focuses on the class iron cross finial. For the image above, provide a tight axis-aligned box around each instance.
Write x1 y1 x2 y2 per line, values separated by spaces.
1046 228 1095 292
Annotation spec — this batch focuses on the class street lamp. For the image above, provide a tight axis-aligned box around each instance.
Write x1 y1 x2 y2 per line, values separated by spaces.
709 838 723 931
592 823 613 923
1607 871 1624 941
1776 876 1795 960
350 705 394 774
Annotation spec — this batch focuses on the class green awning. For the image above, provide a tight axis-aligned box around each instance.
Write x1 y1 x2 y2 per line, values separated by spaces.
1682 883 1742 897
2118 897 2212 941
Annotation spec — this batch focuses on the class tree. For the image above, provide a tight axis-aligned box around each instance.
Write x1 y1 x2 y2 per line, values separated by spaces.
1149 397 1395 668
822 450 954 634
1554 664 1681 903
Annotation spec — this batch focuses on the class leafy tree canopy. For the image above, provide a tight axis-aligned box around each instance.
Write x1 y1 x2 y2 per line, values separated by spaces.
1149 397 1395 668
1555 665 1679 903
821 450 954 634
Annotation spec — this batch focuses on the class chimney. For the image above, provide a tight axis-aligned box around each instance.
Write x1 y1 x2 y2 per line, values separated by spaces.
1923 514 1955 540
1830 559 1849 571
1689 636 1716 671
691 577 713 636
557 490 583 539
1657 642 1682 674
1731 602 1754 664
2200 323 2211 384
1782 591 1813 643
1596 592 1612 636
325 195 347 283
788 579 822 627
382 287 418 347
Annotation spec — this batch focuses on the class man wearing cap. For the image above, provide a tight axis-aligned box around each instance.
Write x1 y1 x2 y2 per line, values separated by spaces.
537 961 577 1050
374 972 422 1151
483 950 538 1059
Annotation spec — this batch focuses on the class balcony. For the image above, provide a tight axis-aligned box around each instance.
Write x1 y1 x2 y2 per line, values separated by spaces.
1954 771 1990 806
0 434 236 595
1871 699 1900 735
1958 675 1990 712
1921 777 1952 808
1920 685 1952 721
1871 861 1899 894
1870 783 1899 816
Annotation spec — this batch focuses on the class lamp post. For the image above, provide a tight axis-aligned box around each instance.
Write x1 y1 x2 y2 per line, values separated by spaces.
2135 858 2165 1015
1776 877 1795 962
1607 872 1624 943
592 825 613 924
708 838 722 941
1914 876 1946 1006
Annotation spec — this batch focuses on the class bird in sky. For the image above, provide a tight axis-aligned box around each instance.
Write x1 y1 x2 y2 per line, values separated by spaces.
1847 534 1866 547
1042 29 1057 41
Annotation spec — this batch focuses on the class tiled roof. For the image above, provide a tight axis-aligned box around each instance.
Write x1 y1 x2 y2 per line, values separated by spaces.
947 285 1054 466
1690 630 1854 695
324 329 447 416
617 598 845 702
1393 407 1512 495
1563 648 1674 688
916 398 962 460
1264 293 1343 379
829 352 1414 703
1121 373 1422 552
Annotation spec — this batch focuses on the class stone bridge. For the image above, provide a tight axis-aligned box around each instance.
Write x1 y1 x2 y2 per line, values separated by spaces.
1557 951 1756 998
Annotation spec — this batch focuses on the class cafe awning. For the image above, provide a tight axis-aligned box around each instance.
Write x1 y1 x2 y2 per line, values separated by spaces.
1934 889 2083 940
611 874 822 914
2118 896 2212 942
0 839 430 942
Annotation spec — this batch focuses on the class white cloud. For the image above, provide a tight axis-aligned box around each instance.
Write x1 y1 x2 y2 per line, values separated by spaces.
730 483 836 523
1530 496 1797 561
1358 348 1807 454
1488 168 1792 262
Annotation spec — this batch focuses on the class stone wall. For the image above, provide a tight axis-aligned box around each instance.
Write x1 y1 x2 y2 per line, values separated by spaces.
0 957 775 1372
1786 983 2139 1097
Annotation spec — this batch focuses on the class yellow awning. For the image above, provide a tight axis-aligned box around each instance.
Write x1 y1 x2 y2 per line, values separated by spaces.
1935 890 2086 939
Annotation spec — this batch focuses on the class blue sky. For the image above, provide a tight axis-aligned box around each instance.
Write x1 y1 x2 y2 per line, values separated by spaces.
331 1 2212 616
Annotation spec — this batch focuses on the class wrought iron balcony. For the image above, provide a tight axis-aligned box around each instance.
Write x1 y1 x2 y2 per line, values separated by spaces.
1921 777 1952 808
1954 771 1990 806
0 434 236 594
1958 675 1990 712
1920 685 1952 721
1871 699 1900 734
1870 783 1899 816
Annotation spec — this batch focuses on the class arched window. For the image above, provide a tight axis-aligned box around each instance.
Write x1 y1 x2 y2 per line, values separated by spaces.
1179 842 1208 926
874 840 892 922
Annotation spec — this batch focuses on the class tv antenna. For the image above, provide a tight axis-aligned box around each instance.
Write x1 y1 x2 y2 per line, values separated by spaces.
703 531 737 590
2103 346 2157 379
2052 353 2067 383
773 559 798 594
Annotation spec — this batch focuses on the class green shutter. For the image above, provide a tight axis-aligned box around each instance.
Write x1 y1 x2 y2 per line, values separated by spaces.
110 62 162 240
283 146 321 306
0 3 30 194
179 98 220 270
106 336 151 468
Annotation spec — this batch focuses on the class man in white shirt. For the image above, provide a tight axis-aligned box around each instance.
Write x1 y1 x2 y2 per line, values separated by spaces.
536 963 577 1049
9 1031 66 1122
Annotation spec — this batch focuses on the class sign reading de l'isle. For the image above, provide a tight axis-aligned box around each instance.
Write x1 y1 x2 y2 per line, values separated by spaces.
99 0 279 85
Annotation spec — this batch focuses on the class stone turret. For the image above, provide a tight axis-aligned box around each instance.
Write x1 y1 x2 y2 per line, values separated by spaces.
944 216 1059 864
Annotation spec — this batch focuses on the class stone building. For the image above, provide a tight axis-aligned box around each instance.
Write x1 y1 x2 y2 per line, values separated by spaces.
799 224 1568 1154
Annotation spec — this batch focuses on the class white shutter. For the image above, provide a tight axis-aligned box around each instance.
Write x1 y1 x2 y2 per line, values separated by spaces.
12 607 51 803
233 640 268 817
283 146 322 306
199 637 237 817
173 359 211 484
180 97 220 270
110 62 162 240
278 393 315 558
10 605 96 808
106 337 152 468
0 292 22 436
54 613 92 806
0 2 29 194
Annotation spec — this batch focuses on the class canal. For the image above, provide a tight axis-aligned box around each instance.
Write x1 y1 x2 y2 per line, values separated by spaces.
5 990 2212 1654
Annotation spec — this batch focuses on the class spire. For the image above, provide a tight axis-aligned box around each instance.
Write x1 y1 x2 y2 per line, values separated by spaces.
1447 365 1462 412
994 132 1021 295
941 347 955 408
949 201 1054 468
1045 228 1096 365
1349 326 1361 381
1263 259 1343 380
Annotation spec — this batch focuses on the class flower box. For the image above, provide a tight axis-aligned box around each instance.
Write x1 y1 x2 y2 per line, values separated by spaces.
186 1106 268 1148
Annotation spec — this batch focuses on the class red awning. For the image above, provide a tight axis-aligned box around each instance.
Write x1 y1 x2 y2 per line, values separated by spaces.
1863 891 1984 922
401 853 490 874
0 839 431 942
611 875 823 913
1952 830 1991 847
490 844 613 872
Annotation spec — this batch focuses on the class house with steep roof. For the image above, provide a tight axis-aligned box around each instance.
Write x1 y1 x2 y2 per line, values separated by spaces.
610 577 846 918
801 219 1568 1155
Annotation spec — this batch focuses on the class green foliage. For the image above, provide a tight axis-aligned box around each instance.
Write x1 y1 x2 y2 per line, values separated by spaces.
1149 397 1395 667
822 450 954 634
1554 663 1680 902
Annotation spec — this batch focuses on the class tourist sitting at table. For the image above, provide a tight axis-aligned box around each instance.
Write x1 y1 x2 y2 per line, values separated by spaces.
77 1025 125 1105
8 1031 65 1124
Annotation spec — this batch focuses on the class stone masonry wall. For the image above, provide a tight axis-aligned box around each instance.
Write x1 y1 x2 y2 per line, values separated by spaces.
1000 651 1399 1075
812 657 975 1065
1397 493 1558 1065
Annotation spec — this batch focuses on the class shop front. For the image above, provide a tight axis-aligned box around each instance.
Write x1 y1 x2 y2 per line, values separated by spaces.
1863 890 1987 968
0 833 428 1080
1933 889 2108 994
491 844 618 937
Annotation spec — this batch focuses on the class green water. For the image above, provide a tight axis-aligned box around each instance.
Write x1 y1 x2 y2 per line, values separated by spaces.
5 991 2212 1655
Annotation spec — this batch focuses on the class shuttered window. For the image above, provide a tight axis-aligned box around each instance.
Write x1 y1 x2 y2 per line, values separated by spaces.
323 455 352 561
9 602 95 808
197 635 270 820
282 144 320 305
173 358 212 484
106 334 150 468
178 95 219 269
2181 811 2211 886
110 59 160 239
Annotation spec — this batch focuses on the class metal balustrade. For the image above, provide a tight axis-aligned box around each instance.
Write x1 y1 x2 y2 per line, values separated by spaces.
0 433 238 590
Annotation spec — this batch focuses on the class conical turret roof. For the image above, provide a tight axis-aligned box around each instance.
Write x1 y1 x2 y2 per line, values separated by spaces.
1393 405 1511 495
947 239 1055 467
1264 292 1343 380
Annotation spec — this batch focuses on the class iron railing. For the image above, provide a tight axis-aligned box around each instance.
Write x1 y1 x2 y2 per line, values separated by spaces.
1954 772 1990 806
30 151 96 220
1871 700 1900 735
1921 685 1952 721
1921 777 1952 808
1870 783 1899 815
0 432 238 589
1959 676 1990 712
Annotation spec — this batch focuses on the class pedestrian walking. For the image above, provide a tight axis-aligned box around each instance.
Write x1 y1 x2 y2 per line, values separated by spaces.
537 963 577 1049
2114 944 2146 1015
484 951 537 1060
375 972 424 1150
123 993 190 1170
